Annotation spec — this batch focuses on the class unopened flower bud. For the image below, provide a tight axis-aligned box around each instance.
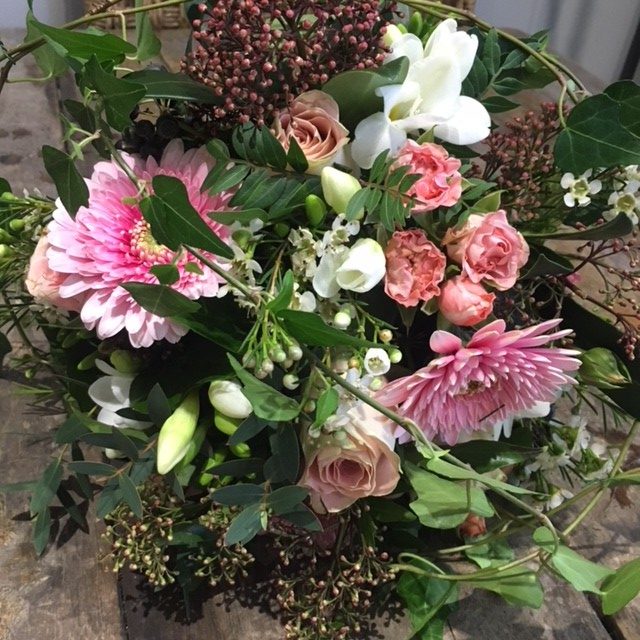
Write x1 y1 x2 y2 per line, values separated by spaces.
579 348 631 389
378 329 393 343
333 311 351 329
320 167 362 215
230 442 251 458
288 344 303 361
232 229 252 249
109 349 141 374
157 391 199 475
368 377 383 391
305 194 327 226
214 412 242 435
389 348 403 364
283 373 300 390
208 380 253 419
9 218 25 232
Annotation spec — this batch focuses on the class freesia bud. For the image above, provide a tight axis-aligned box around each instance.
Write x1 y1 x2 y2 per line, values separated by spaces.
321 167 362 215
579 348 631 389
208 380 253 419
335 239 386 293
175 424 207 470
157 391 200 475
214 412 242 435
305 194 327 226
109 349 141 374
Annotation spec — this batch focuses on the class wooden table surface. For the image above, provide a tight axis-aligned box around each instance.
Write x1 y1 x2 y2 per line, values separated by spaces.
0 29 638 640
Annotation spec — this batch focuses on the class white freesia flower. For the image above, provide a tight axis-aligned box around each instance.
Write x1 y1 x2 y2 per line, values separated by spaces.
88 360 152 459
208 380 253 419
560 170 602 207
364 348 391 376
313 245 349 298
321 167 362 215
604 180 639 225
350 19 491 169
335 238 386 293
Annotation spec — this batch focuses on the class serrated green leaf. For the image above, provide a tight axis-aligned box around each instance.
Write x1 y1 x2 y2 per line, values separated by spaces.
42 145 89 218
482 29 501 76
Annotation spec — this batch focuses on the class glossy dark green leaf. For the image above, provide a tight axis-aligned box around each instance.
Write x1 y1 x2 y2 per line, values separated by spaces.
206 458 265 478
605 81 640 137
279 503 323 531
286 137 308 173
322 56 410 131
0 331 11 366
314 387 339 427
32 507 52 555
468 568 543 608
367 498 417 523
259 126 287 170
521 245 574 279
0 178 11 194
208 209 267 225
42 145 89 217
462 57 489 97
30 459 62 516
482 95 519 113
125 69 219 103
450 440 533 473
212 482 265 506
34 19 136 62
228 415 271 446
147 383 172 426
144 175 234 258
523 213 633 242
224 503 265 546
84 57 146 130
228 355 300 421
118 473 144 518
150 264 180 285
81 429 139 460
555 93 640 173
277 310 383 350
121 282 200 318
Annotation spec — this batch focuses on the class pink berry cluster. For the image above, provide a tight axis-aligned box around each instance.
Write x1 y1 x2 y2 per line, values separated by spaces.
181 0 393 130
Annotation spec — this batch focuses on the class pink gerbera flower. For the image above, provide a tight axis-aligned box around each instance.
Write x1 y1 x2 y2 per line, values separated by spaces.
376 319 581 445
47 140 232 348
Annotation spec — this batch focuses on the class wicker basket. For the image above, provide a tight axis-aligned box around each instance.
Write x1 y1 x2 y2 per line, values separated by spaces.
84 0 188 30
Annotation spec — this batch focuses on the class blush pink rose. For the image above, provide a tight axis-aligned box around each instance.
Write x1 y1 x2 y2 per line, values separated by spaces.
393 140 462 213
438 276 495 326
443 211 529 291
384 229 446 307
25 235 82 312
299 403 400 513
273 91 349 175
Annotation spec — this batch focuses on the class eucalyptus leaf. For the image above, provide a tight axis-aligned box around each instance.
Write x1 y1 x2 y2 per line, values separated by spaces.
125 69 220 103
30 459 63 516
224 503 265 546
118 473 144 518
264 424 300 483
268 486 308 515
212 483 265 506
32 507 52 555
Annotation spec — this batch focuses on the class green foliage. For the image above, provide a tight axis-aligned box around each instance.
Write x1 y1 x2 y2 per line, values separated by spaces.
523 213 633 242
41 145 89 217
82 57 146 131
397 571 458 640
228 355 300 421
468 568 544 608
118 473 144 518
224 503 266 546
121 282 200 318
125 69 220 103
212 483 265 506
25 11 66 80
555 90 640 173
322 56 410 131
450 440 534 473
313 387 340 428
141 175 234 259
405 463 494 529
600 558 640 615
521 245 574 279
533 527 612 593
134 0 161 61
266 270 295 313
263 424 300 483
30 459 62 516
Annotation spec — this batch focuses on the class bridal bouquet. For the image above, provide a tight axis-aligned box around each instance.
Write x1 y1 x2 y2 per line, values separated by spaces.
2 1 640 637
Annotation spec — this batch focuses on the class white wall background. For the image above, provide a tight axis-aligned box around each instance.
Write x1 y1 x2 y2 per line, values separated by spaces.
475 0 640 85
2 0 83 28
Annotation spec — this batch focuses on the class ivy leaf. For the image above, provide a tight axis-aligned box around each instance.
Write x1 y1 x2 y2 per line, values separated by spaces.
143 175 234 258
83 57 146 131
228 355 300 421
125 69 220 103
554 93 640 173
121 282 200 318
25 11 67 79
34 19 136 63
605 81 640 137
533 527 613 593
135 0 161 61
42 145 89 218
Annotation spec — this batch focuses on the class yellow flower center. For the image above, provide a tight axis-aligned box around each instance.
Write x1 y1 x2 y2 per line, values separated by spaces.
130 219 173 262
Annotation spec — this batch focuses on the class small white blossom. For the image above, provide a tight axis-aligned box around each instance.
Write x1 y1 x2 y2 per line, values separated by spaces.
289 227 321 280
364 348 391 376
561 170 602 207
545 488 573 510
604 180 640 225
290 286 317 312
624 165 640 182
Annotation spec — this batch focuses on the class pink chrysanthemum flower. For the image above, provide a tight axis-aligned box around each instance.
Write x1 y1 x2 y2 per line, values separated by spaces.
47 140 232 348
376 319 581 445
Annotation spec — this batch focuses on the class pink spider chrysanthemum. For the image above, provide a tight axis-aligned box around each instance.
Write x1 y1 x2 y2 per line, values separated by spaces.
376 319 581 445
46 140 232 348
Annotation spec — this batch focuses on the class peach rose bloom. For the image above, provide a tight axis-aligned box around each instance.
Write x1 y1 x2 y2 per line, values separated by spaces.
438 276 495 326
384 229 446 307
25 235 81 312
443 210 529 291
273 91 349 174
393 140 462 213
299 403 400 513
